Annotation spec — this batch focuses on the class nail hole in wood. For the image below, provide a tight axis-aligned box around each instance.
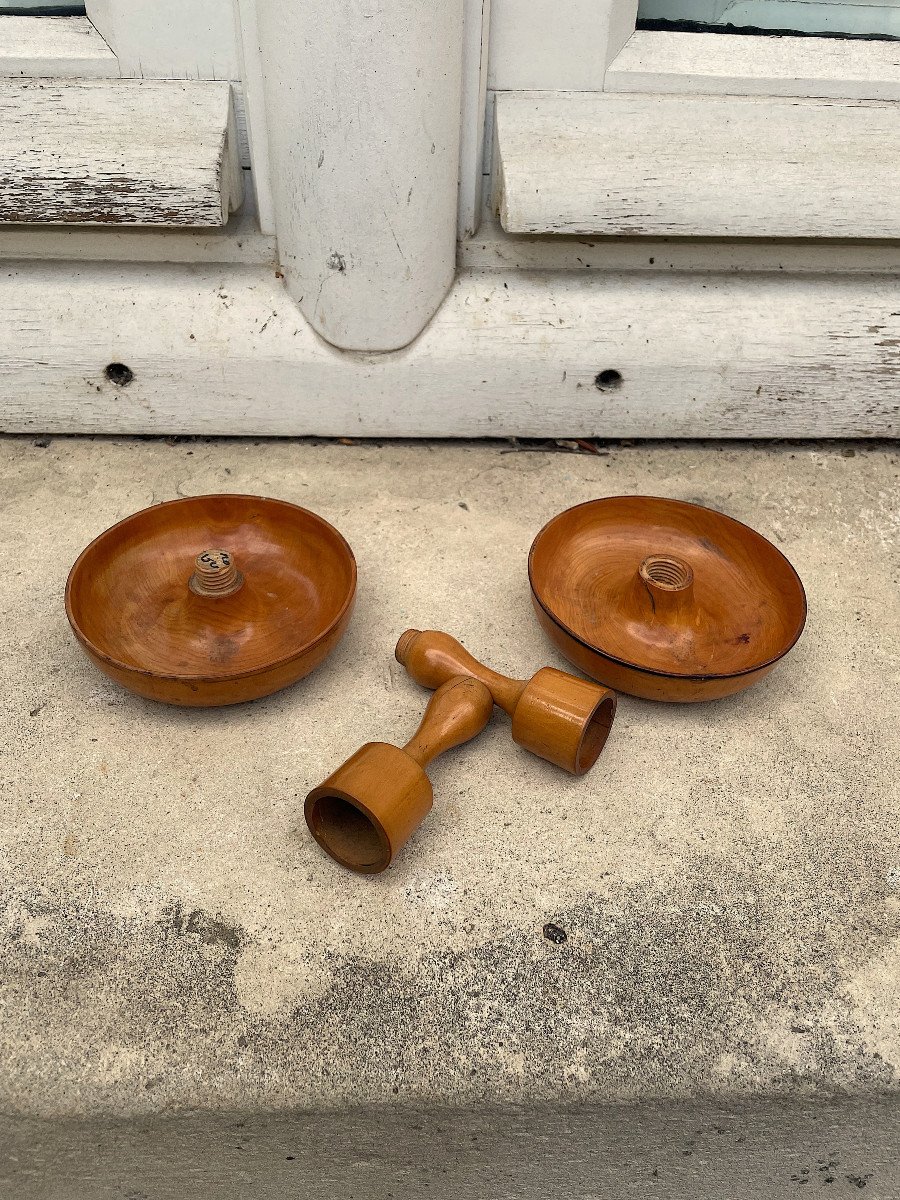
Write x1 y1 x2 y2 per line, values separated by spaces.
595 369 623 390
105 363 134 387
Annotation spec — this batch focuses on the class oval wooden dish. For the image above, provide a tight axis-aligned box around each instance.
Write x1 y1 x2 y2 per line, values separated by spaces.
528 496 806 703
66 494 356 706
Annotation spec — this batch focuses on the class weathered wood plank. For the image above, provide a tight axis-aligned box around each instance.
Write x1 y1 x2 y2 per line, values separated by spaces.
494 91 900 239
0 190 275 265
0 15 117 78
605 30 900 101
461 202 900 275
1 14 253 173
0 262 896 438
0 79 242 227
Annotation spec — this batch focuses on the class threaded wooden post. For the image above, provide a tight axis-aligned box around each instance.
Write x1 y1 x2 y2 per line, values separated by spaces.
189 549 244 598
638 553 694 620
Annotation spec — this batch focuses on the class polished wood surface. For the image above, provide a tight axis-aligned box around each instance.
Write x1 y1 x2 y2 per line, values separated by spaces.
401 675 495 769
529 496 806 702
305 676 493 874
65 494 357 706
396 629 616 775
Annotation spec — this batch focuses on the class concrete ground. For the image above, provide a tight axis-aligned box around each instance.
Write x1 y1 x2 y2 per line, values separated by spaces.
1 437 898 1197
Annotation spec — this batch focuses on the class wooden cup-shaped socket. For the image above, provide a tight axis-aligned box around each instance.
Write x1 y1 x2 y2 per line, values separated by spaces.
305 743 432 874
305 676 493 874
511 667 617 776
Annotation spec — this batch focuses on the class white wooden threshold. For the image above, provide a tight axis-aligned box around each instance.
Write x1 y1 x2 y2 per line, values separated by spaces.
0 260 896 438
0 15 117 77
605 30 900 100
0 80 242 227
492 91 900 238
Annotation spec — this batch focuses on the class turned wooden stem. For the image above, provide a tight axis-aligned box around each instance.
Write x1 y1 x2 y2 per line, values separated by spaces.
396 630 525 715
189 549 244 598
402 676 493 768
396 628 616 775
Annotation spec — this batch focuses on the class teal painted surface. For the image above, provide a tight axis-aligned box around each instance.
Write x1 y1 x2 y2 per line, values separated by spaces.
638 0 900 37
0 3 85 11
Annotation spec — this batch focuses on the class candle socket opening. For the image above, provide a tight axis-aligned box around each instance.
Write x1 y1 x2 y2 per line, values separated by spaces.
307 792 386 872
640 554 693 592
575 694 616 774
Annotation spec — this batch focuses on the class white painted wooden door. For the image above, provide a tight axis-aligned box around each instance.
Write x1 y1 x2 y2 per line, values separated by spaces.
0 0 897 438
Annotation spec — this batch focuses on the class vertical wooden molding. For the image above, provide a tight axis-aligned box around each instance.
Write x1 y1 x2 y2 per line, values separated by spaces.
459 0 492 238
253 0 466 352
233 0 275 234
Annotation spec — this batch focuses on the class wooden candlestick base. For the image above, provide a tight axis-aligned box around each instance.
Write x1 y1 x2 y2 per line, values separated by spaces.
528 496 807 702
65 494 356 707
305 675 493 874
395 629 616 776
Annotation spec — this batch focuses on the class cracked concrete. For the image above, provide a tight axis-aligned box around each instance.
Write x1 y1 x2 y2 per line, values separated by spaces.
1 436 898 1194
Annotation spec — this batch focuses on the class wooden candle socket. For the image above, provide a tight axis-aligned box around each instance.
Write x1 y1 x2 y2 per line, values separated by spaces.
395 629 616 776
305 675 493 874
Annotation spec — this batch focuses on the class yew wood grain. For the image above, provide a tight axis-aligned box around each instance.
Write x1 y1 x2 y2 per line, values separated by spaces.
305 676 493 874
65 494 356 706
396 629 616 775
529 496 806 703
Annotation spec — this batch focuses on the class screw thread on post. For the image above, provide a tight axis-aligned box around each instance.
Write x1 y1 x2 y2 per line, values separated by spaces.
638 553 694 620
189 549 244 598
395 629 421 665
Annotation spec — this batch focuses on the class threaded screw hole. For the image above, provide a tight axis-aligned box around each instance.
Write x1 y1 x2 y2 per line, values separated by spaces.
640 555 692 591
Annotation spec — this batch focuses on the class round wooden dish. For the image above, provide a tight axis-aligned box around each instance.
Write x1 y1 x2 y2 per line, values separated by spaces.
66 494 356 706
528 496 806 703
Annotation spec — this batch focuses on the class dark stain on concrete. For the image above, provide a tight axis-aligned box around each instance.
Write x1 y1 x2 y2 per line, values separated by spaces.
0 887 249 1116
1 810 898 1116
161 902 244 952
245 819 898 1109
2 1098 899 1199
